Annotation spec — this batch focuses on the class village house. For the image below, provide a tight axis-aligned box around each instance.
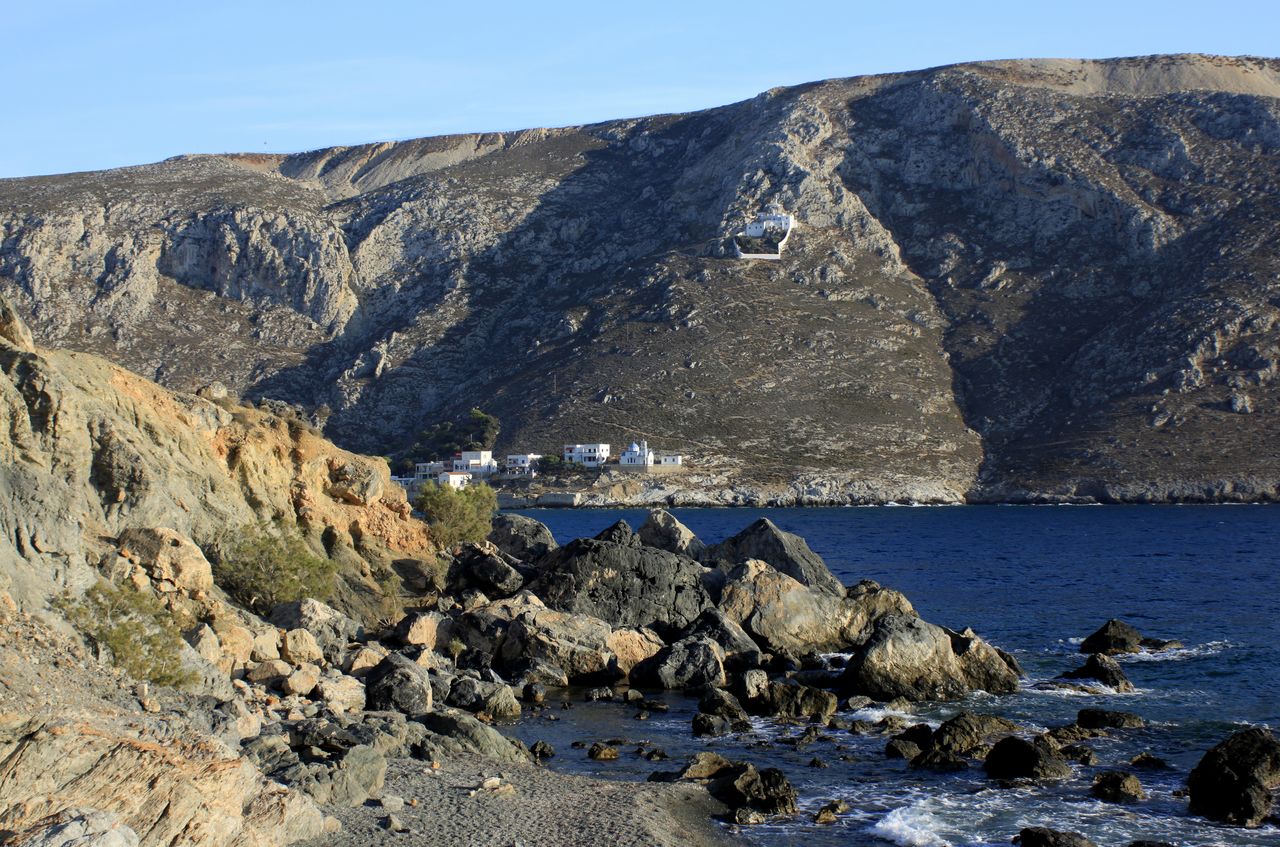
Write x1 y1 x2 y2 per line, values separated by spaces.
437 471 472 489
505 453 543 476
563 443 610 468
452 450 498 477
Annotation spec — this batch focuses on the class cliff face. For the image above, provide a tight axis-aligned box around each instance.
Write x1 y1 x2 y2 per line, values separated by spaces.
0 296 431 612
2 54 1279 502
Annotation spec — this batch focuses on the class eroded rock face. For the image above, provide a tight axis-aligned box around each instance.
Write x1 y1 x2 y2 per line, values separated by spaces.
839 615 1020 701
529 536 712 635
637 510 707 560
1188 727 1280 827
487 514 558 563
707 519 843 595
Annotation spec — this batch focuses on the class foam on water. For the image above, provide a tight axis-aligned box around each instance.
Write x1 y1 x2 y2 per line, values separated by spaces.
870 802 953 847
1118 640 1234 662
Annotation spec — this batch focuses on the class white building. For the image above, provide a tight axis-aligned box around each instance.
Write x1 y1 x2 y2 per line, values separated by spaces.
619 440 655 468
390 475 417 492
658 454 683 466
414 461 446 480
563 443 610 468
437 471 472 489
506 453 543 476
452 450 498 476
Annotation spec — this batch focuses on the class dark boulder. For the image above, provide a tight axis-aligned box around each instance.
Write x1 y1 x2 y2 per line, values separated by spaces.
414 709 531 763
1056 653 1134 692
1076 708 1144 730
1013 828 1098 847
707 763 799 816
528 537 711 634
742 679 837 722
268 598 362 665
364 653 433 715
697 687 752 729
488 513 558 563
452 543 526 597
932 711 1019 757
1187 727 1280 827
910 748 969 772
683 609 763 670
984 736 1072 781
1080 619 1142 655
692 713 734 737
885 738 921 760
705 518 844 595
594 519 640 546
1091 770 1145 803
632 637 726 690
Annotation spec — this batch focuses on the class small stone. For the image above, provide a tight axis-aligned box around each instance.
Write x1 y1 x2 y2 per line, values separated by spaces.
382 814 408 832
588 742 619 760
379 794 405 812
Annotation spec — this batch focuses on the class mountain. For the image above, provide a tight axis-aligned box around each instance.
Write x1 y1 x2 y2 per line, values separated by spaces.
2 54 1279 503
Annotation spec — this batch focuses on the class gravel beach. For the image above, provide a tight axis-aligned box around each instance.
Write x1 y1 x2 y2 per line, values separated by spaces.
301 753 740 847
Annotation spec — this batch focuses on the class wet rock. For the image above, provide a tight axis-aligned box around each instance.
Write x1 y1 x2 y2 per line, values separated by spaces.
1187 726 1280 827
840 615 1020 701
813 799 848 824
1091 770 1145 803
912 748 970 772
743 680 837 722
1059 744 1097 765
984 735 1072 781
530 740 555 760
588 742 619 760
488 513 558 563
707 763 799 816
705 518 843 595
364 653 434 715
884 739 922 760
1129 751 1170 770
637 509 707 559
633 636 726 689
529 534 712 634
1080 618 1144 655
932 711 1018 757
1013 828 1098 847
698 687 752 728
1056 653 1134 692
269 599 362 665
1076 708 1144 729
692 713 733 737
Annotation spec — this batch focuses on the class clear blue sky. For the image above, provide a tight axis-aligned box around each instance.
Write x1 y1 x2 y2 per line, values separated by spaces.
3 0 1276 178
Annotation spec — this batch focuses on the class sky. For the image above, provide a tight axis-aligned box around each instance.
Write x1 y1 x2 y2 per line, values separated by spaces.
2 0 1277 178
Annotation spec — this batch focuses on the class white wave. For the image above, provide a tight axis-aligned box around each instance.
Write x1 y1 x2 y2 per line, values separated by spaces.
1118 640 1234 662
871 804 953 847
1065 637 1085 645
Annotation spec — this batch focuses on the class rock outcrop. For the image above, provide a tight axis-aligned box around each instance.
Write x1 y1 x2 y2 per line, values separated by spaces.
1187 727 1280 827
5 56 1280 503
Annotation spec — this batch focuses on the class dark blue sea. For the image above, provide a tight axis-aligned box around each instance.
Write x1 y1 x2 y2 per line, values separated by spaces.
507 505 1280 847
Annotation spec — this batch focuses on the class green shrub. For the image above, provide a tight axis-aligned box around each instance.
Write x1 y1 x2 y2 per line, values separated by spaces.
415 482 497 549
57 582 197 689
213 522 338 616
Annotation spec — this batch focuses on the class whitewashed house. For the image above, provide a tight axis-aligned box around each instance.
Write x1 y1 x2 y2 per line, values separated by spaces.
437 471 472 489
452 450 499 476
658 454 683 466
563 443 610 468
619 440 655 468
506 453 543 476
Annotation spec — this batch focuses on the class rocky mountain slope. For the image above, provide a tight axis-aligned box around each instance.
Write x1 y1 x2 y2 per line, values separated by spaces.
3 54 1279 502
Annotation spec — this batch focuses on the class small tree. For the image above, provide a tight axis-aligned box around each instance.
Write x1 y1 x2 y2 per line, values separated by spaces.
415 482 498 549
57 582 197 689
213 522 338 616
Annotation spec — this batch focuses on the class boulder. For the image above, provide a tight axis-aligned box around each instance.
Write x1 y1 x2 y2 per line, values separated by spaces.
1079 619 1143 655
282 663 321 696
116 528 214 595
692 713 734 737
633 637 726 690
910 748 970 772
682 609 762 670
719 560 912 656
1187 727 1280 827
698 688 752 728
1091 770 1145 803
247 658 292 685
1057 653 1134 692
932 711 1019 757
604 627 665 677
325 459 383 506
214 624 254 665
315 675 366 713
1076 708 1144 730
496 607 621 683
488 513 558 563
269 599 362 665
637 509 706 559
1014 828 1098 847
707 763 799 816
326 744 388 806
446 676 522 720
984 735 1072 781
839 615 1020 701
705 518 843 595
281 628 324 666
529 536 712 634
452 543 525 597
363 653 433 715
394 611 448 650
743 680 837 722
415 709 531 764
340 643 388 676
13 808 140 847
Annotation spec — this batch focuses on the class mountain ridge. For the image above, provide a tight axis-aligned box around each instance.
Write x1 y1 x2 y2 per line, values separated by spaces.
2 53 1279 504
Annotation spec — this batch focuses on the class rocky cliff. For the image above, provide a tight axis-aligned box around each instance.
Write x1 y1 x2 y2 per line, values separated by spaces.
3 54 1279 502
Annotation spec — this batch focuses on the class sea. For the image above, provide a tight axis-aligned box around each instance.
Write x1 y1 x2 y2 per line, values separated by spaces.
506 505 1280 847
